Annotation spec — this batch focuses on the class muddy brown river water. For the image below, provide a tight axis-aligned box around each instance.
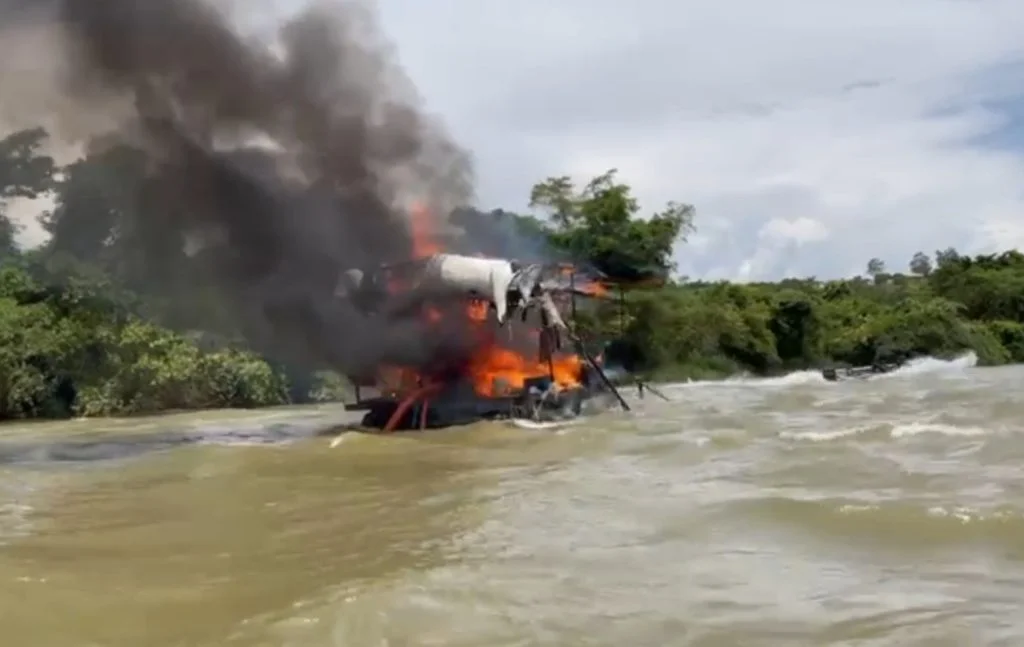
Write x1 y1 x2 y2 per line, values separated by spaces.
2 354 1022 646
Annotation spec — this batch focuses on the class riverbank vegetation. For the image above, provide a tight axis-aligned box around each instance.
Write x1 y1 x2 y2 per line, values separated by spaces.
521 170 1024 380
0 126 1020 418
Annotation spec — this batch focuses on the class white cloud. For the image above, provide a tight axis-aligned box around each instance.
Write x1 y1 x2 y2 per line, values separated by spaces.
373 0 1024 280
761 217 828 246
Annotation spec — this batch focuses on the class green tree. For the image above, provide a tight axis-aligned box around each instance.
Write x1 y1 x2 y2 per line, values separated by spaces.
529 169 695 281
909 251 932 276
866 257 885 277
0 127 57 258
0 127 56 201
40 141 148 267
935 247 960 269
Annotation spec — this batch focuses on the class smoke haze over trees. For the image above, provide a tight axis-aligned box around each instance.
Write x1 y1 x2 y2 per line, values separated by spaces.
0 0 481 380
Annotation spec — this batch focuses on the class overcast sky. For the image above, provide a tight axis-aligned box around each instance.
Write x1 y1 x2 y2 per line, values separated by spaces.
8 0 1024 281
369 0 1024 280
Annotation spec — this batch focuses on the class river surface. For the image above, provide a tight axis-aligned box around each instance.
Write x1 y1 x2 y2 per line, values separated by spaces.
2 354 1022 646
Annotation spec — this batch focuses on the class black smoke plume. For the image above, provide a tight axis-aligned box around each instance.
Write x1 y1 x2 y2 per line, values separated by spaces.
0 0 480 378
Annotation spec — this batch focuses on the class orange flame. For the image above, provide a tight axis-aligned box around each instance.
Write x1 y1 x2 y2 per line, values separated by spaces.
578 281 610 297
469 346 582 397
378 201 584 399
466 299 489 322
556 263 610 297
409 201 441 258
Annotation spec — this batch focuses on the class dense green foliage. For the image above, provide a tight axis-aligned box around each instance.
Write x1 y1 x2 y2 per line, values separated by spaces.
0 128 350 420
0 258 293 418
0 251 356 419
0 125 1020 419
589 252 1024 381
519 172 1024 380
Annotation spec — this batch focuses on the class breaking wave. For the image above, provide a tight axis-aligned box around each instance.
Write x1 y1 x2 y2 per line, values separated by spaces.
664 352 979 389
778 420 991 442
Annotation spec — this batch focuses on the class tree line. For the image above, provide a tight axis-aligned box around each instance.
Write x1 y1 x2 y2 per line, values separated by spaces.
0 126 1020 419
508 170 1024 380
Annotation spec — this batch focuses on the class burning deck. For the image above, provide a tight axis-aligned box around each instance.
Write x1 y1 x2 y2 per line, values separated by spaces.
346 373 609 431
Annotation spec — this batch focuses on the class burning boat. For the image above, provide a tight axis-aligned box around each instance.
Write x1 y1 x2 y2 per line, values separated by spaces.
335 206 632 432
337 254 629 431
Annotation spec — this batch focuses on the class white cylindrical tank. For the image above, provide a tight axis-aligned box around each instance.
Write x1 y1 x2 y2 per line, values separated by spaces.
416 253 516 323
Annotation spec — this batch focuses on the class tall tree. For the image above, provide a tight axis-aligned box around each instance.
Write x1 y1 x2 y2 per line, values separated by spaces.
529 169 695 281
40 142 148 265
934 247 960 269
0 127 56 201
0 216 17 260
909 251 932 276
0 127 57 257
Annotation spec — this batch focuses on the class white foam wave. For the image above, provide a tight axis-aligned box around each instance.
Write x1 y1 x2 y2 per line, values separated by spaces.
748 370 826 386
779 425 873 442
779 420 991 442
660 369 825 390
881 352 977 377
660 352 978 391
889 421 988 438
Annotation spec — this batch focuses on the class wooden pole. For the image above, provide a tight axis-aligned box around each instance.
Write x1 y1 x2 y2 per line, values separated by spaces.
538 306 556 380
618 285 625 335
571 335 630 412
570 269 577 320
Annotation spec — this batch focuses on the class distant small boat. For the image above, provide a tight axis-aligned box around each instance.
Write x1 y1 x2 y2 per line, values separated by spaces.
821 361 905 382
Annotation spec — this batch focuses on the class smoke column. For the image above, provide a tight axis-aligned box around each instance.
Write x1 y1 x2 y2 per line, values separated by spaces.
0 0 480 377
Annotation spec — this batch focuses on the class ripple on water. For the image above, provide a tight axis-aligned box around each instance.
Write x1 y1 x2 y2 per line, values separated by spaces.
725 495 1024 555
255 360 1024 645
0 472 51 546
0 501 33 546
6 354 1024 646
